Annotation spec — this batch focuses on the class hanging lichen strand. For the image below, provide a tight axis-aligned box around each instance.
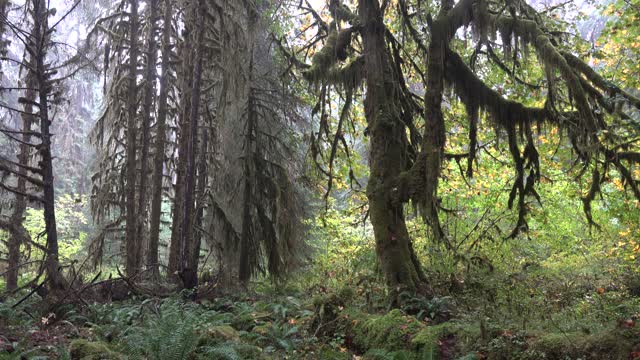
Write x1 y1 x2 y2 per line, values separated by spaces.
297 0 640 290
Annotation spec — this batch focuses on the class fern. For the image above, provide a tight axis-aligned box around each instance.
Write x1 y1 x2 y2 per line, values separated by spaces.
117 301 201 360
364 349 415 360
199 344 242 360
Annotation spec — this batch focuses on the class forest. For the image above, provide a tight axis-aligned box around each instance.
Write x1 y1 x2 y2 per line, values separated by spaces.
0 0 639 358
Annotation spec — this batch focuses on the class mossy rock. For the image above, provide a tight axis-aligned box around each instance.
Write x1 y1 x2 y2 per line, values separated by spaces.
69 339 122 360
205 325 240 342
351 309 426 352
252 323 272 336
234 343 263 358
529 327 640 359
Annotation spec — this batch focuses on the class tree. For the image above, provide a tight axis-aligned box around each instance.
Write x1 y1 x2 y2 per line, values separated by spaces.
1 66 35 291
90 0 308 288
205 0 308 288
124 0 141 277
0 0 78 292
136 0 159 273
292 0 640 296
91 0 171 277
147 0 174 280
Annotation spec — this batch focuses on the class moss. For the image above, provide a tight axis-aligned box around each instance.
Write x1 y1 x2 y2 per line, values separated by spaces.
316 346 353 360
69 339 122 360
252 324 272 336
311 287 355 337
338 286 356 303
234 343 263 358
412 322 456 349
363 348 417 360
230 312 259 331
351 309 425 352
205 325 240 342
411 321 487 359
529 327 640 359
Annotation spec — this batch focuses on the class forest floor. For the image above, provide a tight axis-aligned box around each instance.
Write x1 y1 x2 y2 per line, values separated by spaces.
1 266 640 360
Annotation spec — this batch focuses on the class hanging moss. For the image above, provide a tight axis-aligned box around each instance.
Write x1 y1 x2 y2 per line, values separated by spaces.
303 27 361 87
327 55 366 90
491 14 598 139
444 48 547 130
330 0 358 24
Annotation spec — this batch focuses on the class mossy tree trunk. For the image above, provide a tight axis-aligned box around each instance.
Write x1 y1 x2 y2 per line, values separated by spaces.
168 10 194 278
3 70 35 291
358 0 427 295
124 0 141 277
147 0 173 280
32 0 67 291
177 0 205 290
137 0 159 275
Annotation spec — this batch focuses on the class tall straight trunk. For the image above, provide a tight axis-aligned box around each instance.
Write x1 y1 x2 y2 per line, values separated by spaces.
192 130 208 276
137 0 159 273
422 2 449 242
238 89 256 284
148 0 172 279
0 0 9 77
178 0 205 290
5 74 35 291
168 15 194 277
238 2 258 286
32 0 66 291
358 0 425 295
125 0 141 276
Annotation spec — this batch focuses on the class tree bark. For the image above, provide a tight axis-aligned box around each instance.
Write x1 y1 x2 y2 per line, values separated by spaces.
168 5 194 277
422 5 449 243
238 78 256 285
125 0 141 277
148 0 172 280
5 68 36 291
178 0 205 291
32 0 67 291
0 0 9 78
358 0 426 296
138 0 159 276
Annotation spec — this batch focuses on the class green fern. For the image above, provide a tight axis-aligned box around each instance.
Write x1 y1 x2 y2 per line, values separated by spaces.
364 349 415 360
199 344 242 360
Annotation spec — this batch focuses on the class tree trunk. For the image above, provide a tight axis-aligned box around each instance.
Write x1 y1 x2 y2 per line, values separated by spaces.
148 0 172 280
178 0 205 291
191 130 208 279
422 3 450 243
238 81 256 285
5 68 36 291
0 0 9 77
358 0 426 296
125 0 141 277
33 0 67 291
138 0 159 276
168 8 194 277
